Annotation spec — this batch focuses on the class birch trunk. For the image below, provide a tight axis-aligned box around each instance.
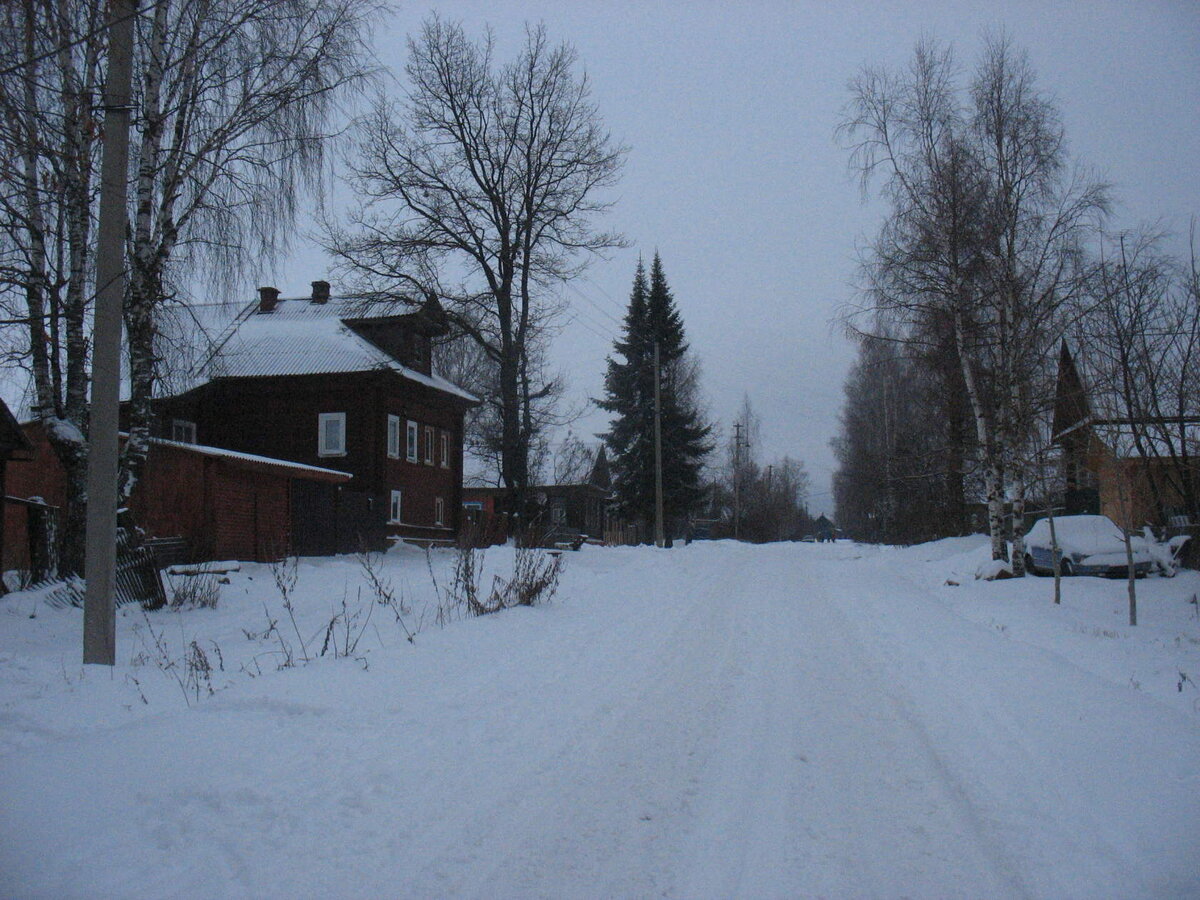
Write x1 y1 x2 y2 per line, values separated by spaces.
119 0 169 509
953 305 1007 561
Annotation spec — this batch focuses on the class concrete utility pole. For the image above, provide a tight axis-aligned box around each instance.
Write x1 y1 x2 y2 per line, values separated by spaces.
654 342 664 548
83 0 136 666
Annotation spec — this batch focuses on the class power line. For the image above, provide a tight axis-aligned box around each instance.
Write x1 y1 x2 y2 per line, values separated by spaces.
580 272 630 318
564 280 623 331
0 0 171 82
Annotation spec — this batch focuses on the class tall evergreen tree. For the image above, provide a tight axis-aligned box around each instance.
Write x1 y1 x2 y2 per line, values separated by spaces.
599 253 712 536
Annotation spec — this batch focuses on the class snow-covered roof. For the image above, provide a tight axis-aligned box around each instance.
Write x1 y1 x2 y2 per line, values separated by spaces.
1090 421 1200 460
165 295 477 403
146 436 353 481
1057 341 1199 460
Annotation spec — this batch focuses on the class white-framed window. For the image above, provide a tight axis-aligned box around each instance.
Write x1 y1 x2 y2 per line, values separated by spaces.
424 426 434 464
435 496 445 526
318 412 346 457
440 431 450 468
387 414 401 459
171 419 197 444
389 490 403 524
406 420 419 462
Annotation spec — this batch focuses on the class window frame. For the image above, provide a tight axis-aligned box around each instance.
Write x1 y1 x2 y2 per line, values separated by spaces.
171 419 197 444
406 420 419 462
317 412 346 457
440 431 450 468
387 414 401 459
435 496 445 526
389 489 403 524
424 426 434 465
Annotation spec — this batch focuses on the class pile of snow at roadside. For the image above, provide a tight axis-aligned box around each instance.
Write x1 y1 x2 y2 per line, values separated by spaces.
0 537 1197 898
908 535 1200 718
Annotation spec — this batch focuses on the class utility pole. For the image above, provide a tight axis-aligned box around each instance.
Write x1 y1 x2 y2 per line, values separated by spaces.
732 421 747 541
83 0 136 665
654 342 664 548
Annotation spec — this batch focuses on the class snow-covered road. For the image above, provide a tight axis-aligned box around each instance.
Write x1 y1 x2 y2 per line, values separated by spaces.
2 541 1198 898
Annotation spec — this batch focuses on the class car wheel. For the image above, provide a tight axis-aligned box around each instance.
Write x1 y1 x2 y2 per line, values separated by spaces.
1024 554 1041 576
1059 558 1074 576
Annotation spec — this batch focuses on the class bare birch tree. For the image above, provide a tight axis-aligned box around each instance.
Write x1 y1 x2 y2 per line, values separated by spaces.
0 0 106 574
328 17 626 523
970 35 1108 573
0 0 376 568
841 35 1107 567
120 0 379 502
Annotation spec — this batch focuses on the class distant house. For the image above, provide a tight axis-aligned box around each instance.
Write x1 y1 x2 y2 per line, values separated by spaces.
813 514 837 542
147 282 478 552
463 447 614 546
1052 341 1199 532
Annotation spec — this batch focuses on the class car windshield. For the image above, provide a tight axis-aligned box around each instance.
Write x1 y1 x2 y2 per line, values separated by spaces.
1030 515 1124 549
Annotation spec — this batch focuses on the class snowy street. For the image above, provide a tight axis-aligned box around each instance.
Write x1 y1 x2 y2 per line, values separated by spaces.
2 540 1199 898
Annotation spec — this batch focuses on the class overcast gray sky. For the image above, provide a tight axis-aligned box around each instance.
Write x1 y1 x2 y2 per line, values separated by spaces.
268 0 1200 513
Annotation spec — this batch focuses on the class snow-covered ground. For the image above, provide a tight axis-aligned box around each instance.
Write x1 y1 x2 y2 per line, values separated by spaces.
2 539 1198 898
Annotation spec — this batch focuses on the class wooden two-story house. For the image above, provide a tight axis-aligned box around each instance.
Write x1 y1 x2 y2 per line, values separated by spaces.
152 281 478 551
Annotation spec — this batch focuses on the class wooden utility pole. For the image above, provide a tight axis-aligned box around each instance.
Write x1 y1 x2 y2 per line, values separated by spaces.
654 342 664 548
83 0 136 665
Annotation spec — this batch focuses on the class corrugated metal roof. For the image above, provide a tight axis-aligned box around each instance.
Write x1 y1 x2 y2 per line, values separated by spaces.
148 437 353 481
1091 421 1200 460
166 295 478 403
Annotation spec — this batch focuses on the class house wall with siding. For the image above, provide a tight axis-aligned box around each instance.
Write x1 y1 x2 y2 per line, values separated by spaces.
1098 450 1197 532
4 424 68 572
156 370 467 541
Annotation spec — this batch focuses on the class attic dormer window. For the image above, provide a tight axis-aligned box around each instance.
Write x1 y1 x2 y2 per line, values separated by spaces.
171 419 197 444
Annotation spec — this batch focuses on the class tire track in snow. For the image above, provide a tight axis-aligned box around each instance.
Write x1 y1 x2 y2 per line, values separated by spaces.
412 545 1028 898
670 550 1028 899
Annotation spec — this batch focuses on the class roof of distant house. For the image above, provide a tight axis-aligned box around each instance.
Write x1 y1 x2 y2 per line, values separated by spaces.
1055 341 1200 458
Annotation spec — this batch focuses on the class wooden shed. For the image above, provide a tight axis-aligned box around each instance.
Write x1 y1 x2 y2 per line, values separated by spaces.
3 422 352 571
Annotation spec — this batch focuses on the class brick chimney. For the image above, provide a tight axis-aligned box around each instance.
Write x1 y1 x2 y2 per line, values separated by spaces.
311 280 331 304
257 286 280 313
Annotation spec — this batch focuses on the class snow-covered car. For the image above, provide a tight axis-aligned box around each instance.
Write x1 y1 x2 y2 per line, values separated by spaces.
1023 514 1153 577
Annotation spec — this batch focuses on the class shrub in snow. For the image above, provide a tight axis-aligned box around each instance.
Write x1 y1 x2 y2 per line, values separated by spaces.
167 572 221 609
131 610 225 706
432 546 564 617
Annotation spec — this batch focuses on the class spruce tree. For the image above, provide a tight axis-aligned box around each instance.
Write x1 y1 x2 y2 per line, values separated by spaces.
599 253 712 536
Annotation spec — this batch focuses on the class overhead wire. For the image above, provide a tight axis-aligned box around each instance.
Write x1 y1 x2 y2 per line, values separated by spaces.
0 0 173 82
